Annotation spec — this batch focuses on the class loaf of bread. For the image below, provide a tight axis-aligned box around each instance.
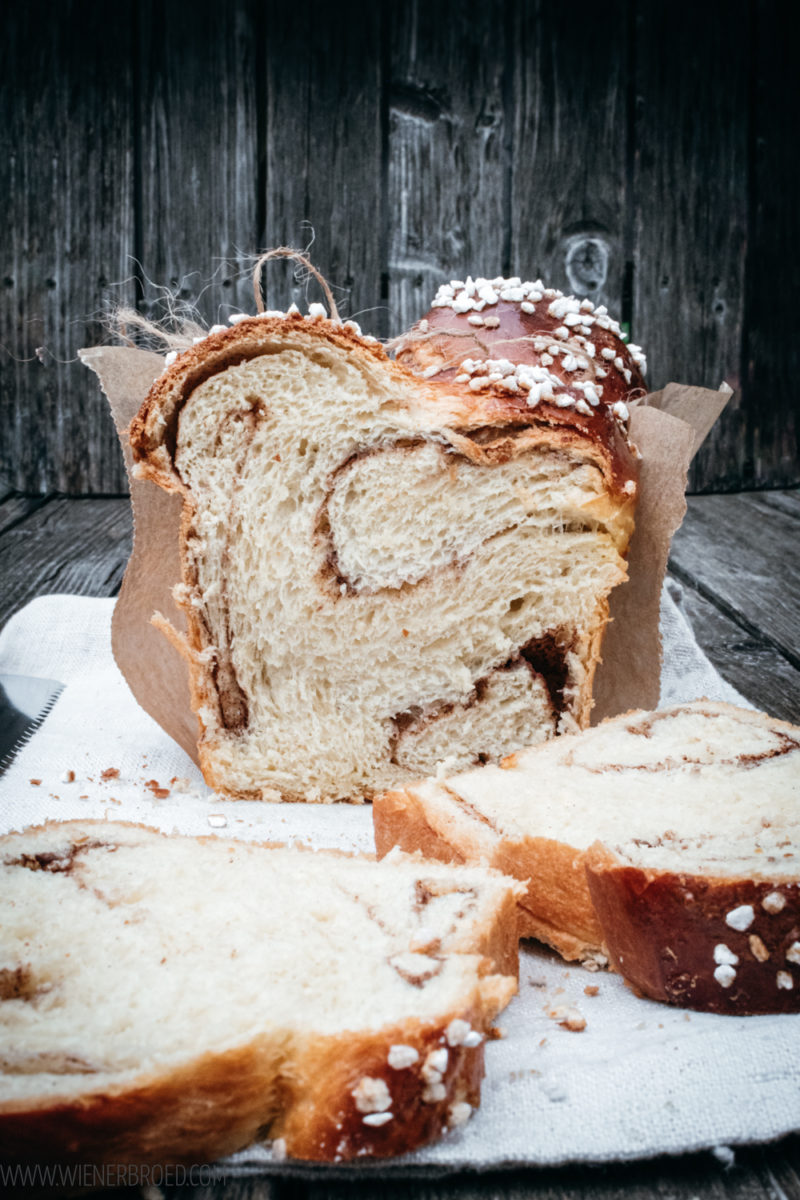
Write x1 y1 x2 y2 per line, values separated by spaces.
130 279 643 802
0 820 522 1165
374 701 800 1013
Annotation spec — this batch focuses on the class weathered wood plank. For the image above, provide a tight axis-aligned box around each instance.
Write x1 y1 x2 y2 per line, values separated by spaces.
137 0 259 328
757 489 800 520
672 574 800 724
0 495 50 537
669 492 800 668
298 1139 800 1200
509 0 630 319
0 1 135 494
386 0 507 334
739 0 800 491
88 1135 800 1199
157 1183 286 1200
0 500 132 630
92 1184 286 1200
264 2 384 332
632 2 750 493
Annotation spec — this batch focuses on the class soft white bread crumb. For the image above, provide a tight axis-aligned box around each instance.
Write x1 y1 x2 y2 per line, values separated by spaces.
374 701 800 973
0 821 521 1164
131 317 636 802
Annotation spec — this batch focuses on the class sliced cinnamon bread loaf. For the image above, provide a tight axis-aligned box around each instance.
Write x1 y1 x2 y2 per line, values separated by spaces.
129 278 642 802
374 702 800 1013
0 821 521 1164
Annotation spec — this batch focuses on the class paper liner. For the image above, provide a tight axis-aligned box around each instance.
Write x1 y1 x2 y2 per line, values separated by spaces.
80 345 730 767
80 346 199 762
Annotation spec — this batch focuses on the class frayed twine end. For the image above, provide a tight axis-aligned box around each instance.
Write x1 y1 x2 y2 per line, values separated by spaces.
252 248 340 322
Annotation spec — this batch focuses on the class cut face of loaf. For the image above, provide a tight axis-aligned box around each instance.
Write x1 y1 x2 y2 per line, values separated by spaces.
130 292 640 802
374 702 800 1013
0 821 521 1165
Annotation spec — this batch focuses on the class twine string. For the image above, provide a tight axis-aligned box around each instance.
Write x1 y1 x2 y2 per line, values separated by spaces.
252 248 340 321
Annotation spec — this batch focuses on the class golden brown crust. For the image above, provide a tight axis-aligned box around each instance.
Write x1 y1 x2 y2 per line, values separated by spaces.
0 1017 503 1167
585 848 800 1014
375 789 467 864
129 316 388 487
491 836 605 961
0 820 519 1165
375 703 800 974
130 311 638 518
0 1041 286 1167
278 1007 498 1162
373 794 605 962
395 295 642 502
128 310 638 800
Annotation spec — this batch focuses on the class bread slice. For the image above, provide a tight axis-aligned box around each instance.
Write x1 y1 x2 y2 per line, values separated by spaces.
129 278 642 802
0 821 522 1165
374 702 800 1013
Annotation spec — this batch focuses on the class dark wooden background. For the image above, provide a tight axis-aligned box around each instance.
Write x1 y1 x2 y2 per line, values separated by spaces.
1 0 798 497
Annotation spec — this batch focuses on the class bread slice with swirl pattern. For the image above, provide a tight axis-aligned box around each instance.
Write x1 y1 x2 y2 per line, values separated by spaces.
0 820 522 1165
374 701 800 1014
130 278 642 802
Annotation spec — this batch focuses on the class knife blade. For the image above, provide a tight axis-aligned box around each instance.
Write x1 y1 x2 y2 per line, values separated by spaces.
0 673 64 778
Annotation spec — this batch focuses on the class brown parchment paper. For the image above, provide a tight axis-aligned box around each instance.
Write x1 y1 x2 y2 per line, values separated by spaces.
80 345 731 761
592 381 732 722
80 346 199 762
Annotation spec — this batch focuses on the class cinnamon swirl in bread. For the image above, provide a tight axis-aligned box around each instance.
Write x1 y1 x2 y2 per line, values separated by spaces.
0 821 521 1165
374 701 800 1014
130 278 643 802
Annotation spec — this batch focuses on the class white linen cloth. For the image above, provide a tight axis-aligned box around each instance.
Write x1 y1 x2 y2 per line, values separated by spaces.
1 587 797 1174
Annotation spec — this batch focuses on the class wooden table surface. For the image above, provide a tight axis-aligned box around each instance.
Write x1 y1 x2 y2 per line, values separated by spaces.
0 487 798 1199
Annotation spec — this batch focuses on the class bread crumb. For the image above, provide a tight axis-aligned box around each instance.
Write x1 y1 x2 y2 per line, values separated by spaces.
60 769 75 783
583 985 599 997
711 1145 735 1168
208 814 228 829
145 779 170 800
100 768 120 781
29 779 41 786
540 1077 568 1102
548 1005 586 1032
